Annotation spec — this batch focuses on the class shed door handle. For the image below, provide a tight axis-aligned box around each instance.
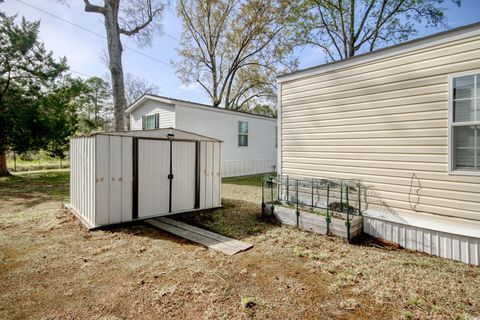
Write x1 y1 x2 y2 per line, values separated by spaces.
168 174 174 180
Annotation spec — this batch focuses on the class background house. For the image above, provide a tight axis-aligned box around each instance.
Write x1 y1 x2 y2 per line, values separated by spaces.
126 95 277 177
277 23 480 265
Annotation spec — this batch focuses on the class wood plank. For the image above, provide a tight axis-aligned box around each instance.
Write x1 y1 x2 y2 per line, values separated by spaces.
145 218 252 255
157 218 250 251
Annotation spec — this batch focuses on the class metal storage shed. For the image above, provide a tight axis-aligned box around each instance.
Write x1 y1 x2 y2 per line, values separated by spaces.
68 128 222 229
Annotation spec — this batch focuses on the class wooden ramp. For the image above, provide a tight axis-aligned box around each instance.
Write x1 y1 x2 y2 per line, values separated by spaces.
145 218 253 255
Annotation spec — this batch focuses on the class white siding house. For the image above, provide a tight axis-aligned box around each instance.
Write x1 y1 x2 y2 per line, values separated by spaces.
277 22 480 265
127 95 277 177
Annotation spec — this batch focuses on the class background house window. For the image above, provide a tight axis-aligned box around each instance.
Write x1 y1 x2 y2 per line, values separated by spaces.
238 121 248 146
146 114 155 129
451 73 480 173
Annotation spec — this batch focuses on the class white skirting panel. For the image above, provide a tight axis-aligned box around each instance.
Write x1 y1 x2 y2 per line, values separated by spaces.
221 160 276 177
364 216 480 266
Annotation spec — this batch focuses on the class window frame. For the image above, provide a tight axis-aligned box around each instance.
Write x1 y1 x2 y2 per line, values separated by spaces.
448 70 480 176
238 121 248 147
145 114 155 129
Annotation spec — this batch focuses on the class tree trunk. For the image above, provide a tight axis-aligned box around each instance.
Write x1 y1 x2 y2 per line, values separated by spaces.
348 0 356 58
104 1 127 131
0 149 9 177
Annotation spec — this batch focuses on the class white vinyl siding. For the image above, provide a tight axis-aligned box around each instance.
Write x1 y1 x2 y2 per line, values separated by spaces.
175 103 277 176
129 100 175 130
279 31 480 225
449 71 480 174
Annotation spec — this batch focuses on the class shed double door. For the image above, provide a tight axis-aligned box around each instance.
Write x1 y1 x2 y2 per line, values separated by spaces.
137 139 197 218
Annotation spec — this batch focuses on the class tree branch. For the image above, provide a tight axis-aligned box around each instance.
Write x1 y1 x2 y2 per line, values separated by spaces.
83 0 106 14
369 0 406 51
119 6 164 36
353 0 375 42
196 79 214 100
316 1 343 59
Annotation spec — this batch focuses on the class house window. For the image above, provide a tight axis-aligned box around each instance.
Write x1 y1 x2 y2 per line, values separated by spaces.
238 121 248 146
450 72 480 174
146 114 155 129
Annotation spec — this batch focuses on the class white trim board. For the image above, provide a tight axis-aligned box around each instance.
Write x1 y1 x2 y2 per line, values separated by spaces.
276 82 282 177
447 69 480 177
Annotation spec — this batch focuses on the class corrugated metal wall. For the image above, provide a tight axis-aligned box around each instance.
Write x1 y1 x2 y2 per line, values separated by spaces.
137 139 171 218
364 217 480 265
69 137 96 228
200 141 221 208
70 133 221 228
171 141 197 212
95 135 133 226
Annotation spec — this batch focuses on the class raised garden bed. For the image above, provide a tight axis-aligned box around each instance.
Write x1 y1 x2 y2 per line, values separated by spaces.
261 175 363 241
263 201 362 240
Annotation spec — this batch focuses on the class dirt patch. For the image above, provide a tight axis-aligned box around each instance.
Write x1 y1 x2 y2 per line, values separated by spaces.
0 172 479 319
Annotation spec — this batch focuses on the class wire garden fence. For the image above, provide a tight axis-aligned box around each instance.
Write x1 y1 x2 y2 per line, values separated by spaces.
261 174 363 240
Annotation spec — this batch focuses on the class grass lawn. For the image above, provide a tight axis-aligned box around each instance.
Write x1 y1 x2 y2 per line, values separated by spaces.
6 158 69 172
0 171 479 319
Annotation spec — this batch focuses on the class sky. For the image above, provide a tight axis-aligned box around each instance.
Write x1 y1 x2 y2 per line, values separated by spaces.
2 0 480 105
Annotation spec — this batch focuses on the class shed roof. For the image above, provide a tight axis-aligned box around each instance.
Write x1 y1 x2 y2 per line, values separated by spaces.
74 128 222 142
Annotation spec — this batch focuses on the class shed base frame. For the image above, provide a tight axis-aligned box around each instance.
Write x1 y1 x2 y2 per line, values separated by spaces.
64 203 222 230
64 203 95 229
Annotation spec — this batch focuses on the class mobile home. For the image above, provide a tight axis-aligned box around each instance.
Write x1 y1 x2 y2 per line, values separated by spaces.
277 23 480 265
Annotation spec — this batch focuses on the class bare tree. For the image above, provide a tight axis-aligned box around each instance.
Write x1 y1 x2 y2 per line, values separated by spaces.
175 0 297 110
291 0 461 61
83 0 165 130
124 72 160 105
